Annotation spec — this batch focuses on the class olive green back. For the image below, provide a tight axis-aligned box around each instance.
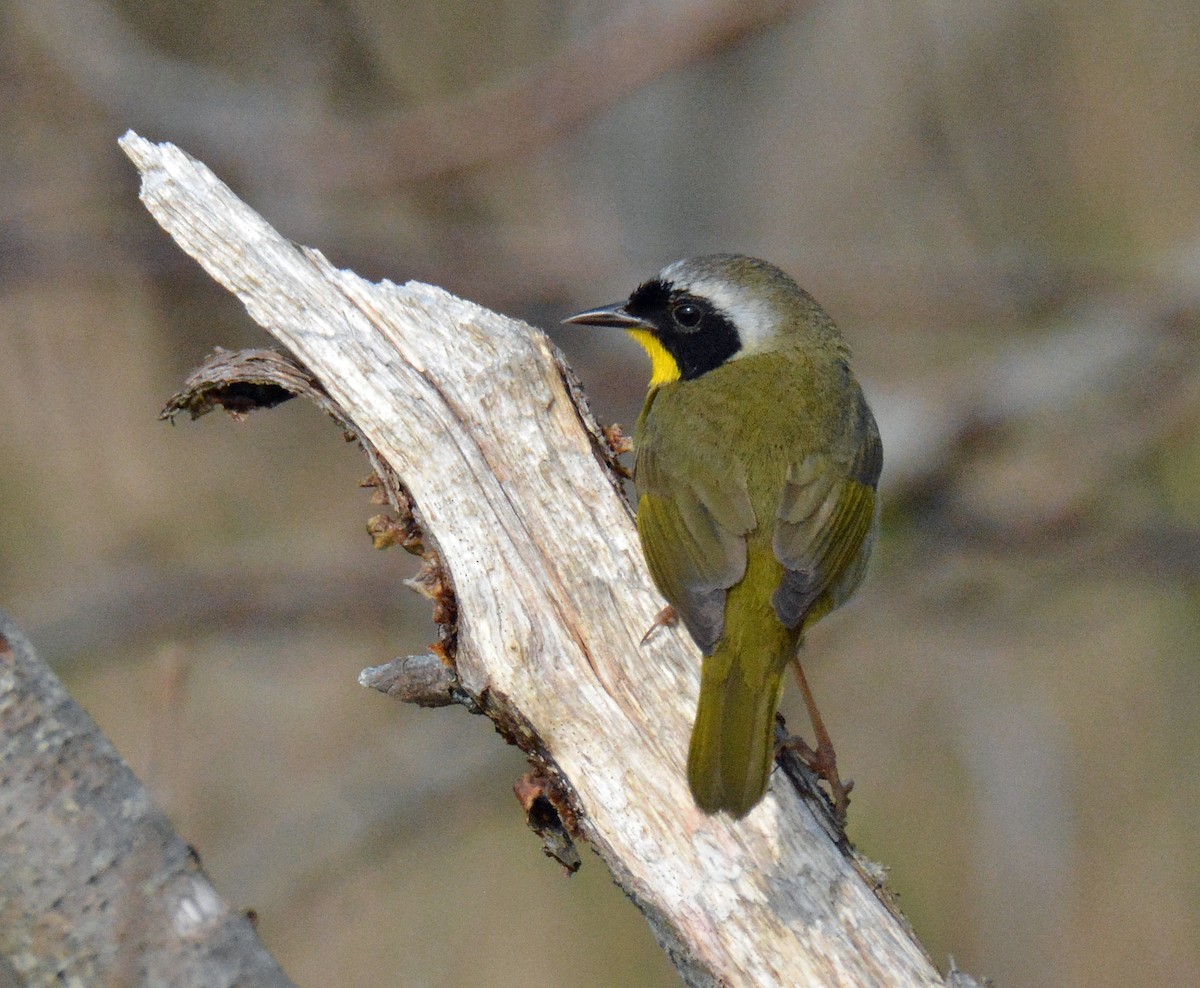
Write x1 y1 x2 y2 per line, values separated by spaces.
634 347 880 816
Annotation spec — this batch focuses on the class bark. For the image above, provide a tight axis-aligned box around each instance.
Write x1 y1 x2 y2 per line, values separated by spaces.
119 131 964 988
0 611 295 988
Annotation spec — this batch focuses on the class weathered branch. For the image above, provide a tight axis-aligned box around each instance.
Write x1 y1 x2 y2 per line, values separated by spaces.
0 610 294 987
119 131 954 987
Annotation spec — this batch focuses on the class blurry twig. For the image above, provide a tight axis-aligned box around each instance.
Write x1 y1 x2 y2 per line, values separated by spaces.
878 293 1199 500
31 554 425 670
326 0 808 187
15 0 806 188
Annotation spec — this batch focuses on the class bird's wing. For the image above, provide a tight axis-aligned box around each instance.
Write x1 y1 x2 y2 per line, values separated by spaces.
771 390 882 629
635 447 756 655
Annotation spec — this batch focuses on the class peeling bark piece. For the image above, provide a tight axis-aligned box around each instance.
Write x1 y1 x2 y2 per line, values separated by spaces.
514 769 583 874
160 347 313 421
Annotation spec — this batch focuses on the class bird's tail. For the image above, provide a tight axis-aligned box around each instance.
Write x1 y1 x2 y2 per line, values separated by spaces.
686 631 793 818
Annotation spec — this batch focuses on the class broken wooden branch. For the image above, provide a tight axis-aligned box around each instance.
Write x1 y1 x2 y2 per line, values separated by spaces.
120 130 956 988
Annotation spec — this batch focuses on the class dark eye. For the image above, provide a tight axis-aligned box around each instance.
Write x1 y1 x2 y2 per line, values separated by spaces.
672 302 703 329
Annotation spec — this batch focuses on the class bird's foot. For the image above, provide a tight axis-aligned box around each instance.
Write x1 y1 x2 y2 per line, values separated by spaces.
639 604 678 645
602 423 634 477
603 422 633 456
780 734 853 825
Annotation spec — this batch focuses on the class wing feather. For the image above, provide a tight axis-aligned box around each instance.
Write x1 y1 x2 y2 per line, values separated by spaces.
772 390 882 629
636 447 755 654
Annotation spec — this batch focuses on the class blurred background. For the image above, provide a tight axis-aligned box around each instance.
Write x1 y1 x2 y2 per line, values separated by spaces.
2 0 1199 984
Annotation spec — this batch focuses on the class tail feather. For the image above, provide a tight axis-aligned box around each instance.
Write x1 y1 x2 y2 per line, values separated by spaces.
687 641 789 818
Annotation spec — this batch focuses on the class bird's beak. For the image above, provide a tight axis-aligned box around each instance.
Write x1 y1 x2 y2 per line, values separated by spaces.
562 303 654 331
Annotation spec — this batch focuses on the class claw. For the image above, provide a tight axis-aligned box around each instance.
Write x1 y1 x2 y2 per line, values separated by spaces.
640 604 678 645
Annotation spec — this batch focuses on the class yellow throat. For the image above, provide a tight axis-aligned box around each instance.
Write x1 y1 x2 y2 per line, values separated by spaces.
629 329 681 388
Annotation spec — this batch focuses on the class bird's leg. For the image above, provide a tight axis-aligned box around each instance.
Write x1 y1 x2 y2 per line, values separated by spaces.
785 658 852 823
639 604 678 645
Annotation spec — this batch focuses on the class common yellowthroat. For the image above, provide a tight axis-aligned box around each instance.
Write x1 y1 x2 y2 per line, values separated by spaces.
565 255 881 819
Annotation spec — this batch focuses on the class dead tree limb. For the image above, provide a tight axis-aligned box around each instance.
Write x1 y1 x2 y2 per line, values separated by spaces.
0 610 295 988
120 131 954 988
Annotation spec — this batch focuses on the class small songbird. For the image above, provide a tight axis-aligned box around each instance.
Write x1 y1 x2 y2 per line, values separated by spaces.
565 255 881 819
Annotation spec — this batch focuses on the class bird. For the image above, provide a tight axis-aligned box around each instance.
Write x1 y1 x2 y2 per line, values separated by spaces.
564 254 881 820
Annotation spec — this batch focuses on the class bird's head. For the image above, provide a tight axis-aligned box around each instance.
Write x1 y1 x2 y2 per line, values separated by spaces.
564 254 845 389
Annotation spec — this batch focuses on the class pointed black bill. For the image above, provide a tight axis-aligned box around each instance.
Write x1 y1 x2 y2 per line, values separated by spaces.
562 303 654 330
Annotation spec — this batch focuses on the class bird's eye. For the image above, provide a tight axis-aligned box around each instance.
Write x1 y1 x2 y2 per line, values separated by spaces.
672 302 703 329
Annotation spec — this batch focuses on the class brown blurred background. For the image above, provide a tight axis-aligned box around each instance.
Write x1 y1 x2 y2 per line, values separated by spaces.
3 0 1200 985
